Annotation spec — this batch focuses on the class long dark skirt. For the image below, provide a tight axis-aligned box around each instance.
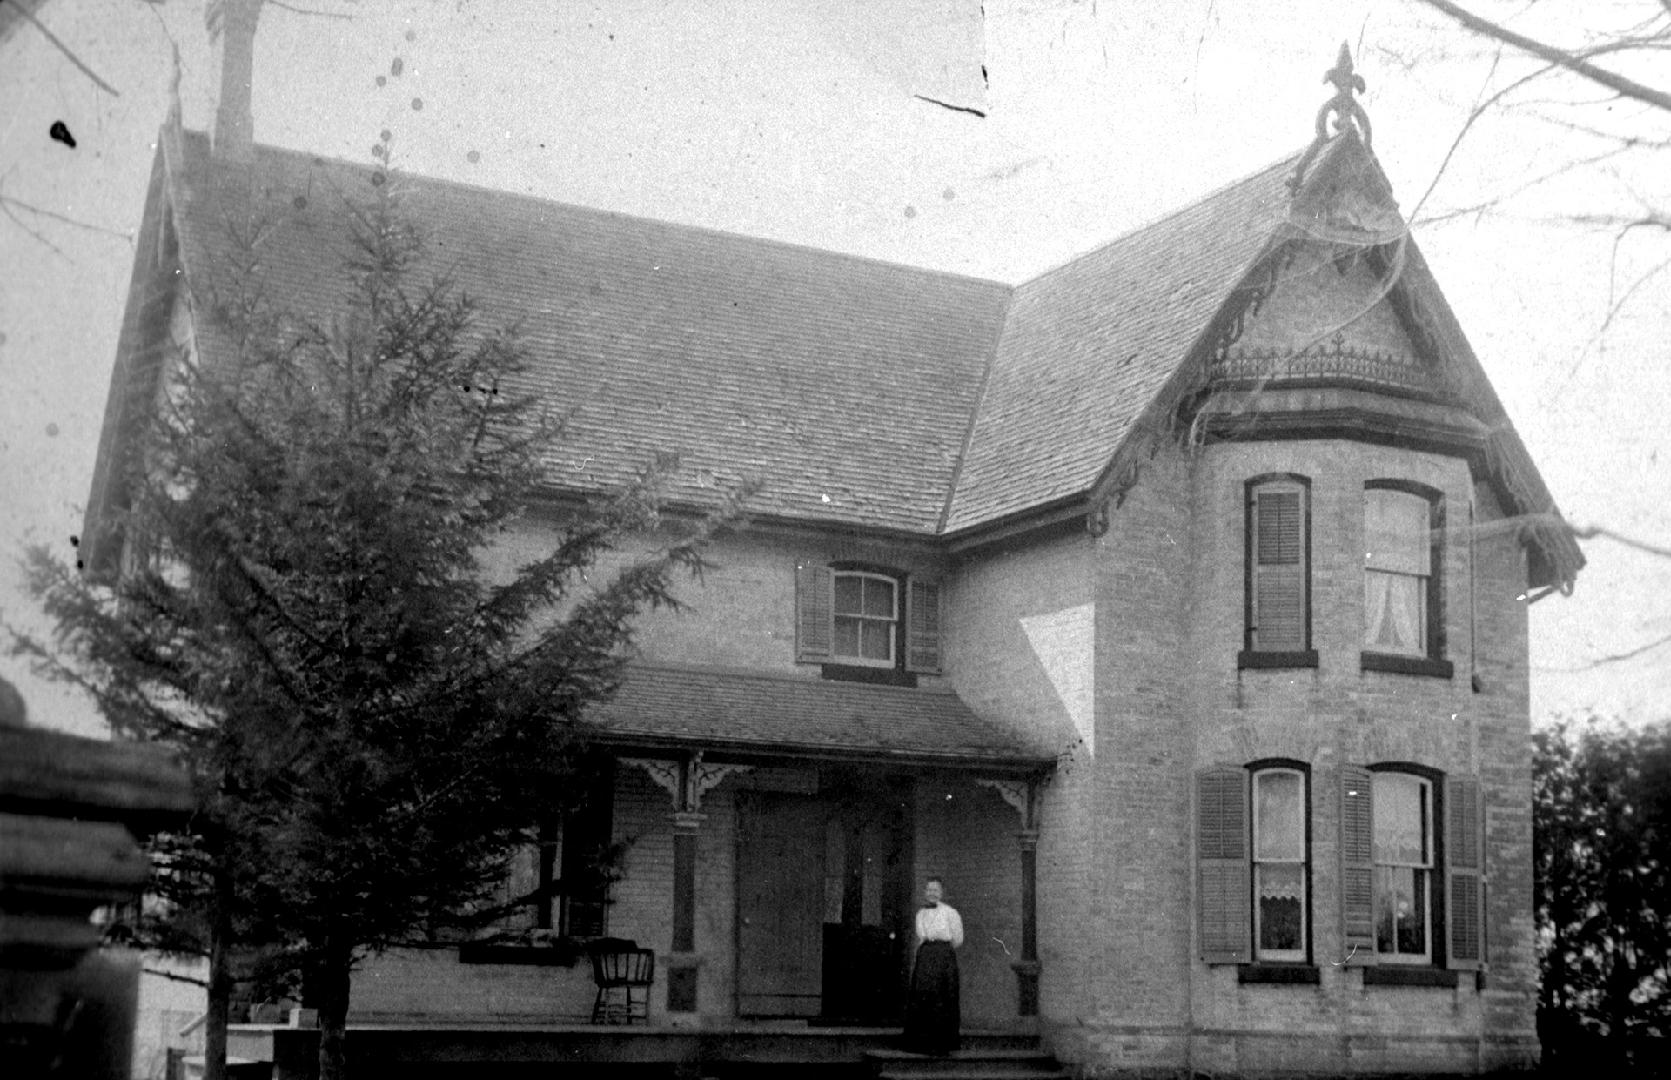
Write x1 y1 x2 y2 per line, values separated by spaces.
902 940 960 1055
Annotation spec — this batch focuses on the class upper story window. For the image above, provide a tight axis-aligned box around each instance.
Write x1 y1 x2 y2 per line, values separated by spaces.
832 571 898 667
1240 475 1315 669
1363 483 1451 678
795 561 941 682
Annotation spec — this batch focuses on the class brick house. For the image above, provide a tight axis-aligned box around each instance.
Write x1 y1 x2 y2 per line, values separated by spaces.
82 31 1582 1075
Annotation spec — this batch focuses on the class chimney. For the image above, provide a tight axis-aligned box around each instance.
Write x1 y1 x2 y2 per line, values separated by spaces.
206 0 263 161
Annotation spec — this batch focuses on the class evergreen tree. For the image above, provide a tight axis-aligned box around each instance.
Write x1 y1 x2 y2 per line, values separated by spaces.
10 181 749 1080
1535 716 1671 1072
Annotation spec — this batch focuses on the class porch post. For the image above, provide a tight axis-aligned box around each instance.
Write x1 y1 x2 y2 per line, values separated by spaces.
667 809 703 1014
976 776 1043 1017
621 753 752 1020
1016 825 1040 1016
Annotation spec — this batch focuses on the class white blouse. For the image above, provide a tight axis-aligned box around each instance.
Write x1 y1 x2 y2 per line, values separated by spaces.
915 903 964 948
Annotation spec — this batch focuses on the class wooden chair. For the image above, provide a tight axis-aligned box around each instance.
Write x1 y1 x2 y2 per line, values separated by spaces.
589 938 655 1024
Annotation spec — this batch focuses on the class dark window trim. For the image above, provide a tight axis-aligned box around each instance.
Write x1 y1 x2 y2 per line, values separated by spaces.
1248 758 1312 966
1238 649 1319 670
1362 966 1459 988
1366 763 1448 969
1360 653 1454 679
1238 962 1321 985
1363 480 1445 665
1244 473 1313 656
819 662 917 688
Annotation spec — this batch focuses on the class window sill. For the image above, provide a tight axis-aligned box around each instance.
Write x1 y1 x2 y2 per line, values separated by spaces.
1360 653 1453 679
1360 965 1459 988
820 663 917 688
1238 649 1319 670
1237 963 1320 985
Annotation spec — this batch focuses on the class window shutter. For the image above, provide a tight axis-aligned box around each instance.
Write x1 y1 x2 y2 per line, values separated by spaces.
1446 775 1485 971
795 563 833 663
905 578 942 674
1197 766 1251 964
1253 489 1305 650
1340 766 1376 964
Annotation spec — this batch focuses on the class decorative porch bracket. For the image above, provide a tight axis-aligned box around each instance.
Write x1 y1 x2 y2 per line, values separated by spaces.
622 752 753 816
975 777 1044 1017
620 753 752 1014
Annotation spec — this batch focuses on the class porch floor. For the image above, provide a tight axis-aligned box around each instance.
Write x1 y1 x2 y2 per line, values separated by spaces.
225 1020 1045 1078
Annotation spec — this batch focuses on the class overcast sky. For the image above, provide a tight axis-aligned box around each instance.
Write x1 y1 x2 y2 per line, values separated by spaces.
2 0 1666 735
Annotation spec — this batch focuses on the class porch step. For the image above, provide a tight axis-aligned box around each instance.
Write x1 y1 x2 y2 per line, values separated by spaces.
865 1046 1071 1080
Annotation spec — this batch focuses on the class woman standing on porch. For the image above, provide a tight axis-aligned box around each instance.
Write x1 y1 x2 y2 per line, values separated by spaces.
903 876 963 1055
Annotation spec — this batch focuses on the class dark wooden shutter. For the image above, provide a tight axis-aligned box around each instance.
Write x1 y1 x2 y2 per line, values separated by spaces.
1197 766 1251 964
1340 766 1376 964
1446 775 1485 971
1253 489 1305 651
795 563 833 663
905 578 942 674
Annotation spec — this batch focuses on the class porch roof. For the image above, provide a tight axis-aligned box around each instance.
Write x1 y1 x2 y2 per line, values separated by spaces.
587 664 1052 771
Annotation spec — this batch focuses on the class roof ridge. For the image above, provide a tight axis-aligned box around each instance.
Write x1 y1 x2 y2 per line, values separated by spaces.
936 287 1014 534
192 130 1016 296
1015 149 1306 289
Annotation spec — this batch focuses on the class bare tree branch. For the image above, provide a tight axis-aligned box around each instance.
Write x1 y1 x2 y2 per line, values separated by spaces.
267 1 354 20
1571 523 1671 560
1537 629 1671 672
143 965 210 988
1415 0 1671 114
0 194 132 241
14 2 120 96
0 199 69 260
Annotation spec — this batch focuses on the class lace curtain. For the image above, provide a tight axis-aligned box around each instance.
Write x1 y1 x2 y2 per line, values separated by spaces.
1364 490 1430 652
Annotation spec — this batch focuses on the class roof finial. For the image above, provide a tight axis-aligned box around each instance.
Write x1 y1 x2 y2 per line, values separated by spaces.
1288 42 1373 195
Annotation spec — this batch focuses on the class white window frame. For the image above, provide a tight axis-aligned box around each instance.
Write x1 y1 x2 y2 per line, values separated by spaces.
1251 767 1308 962
831 570 899 668
1372 772 1433 964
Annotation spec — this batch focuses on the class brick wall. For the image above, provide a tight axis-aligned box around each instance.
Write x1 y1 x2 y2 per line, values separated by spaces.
485 521 950 683
1177 437 1535 1074
1082 445 1197 1073
912 771 1027 1025
350 947 595 1024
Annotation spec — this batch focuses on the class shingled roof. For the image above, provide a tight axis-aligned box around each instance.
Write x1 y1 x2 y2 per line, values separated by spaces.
86 123 1577 588
123 129 1309 539
588 664 1050 770
160 129 1006 535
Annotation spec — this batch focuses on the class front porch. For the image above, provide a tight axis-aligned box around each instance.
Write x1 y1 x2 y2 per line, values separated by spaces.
217 1019 1052 1079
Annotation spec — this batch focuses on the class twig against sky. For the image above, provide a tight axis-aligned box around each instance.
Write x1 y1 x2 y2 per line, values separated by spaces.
14 1 119 96
0 193 133 242
1537 629 1671 672
1572 523 1671 561
1415 0 1671 115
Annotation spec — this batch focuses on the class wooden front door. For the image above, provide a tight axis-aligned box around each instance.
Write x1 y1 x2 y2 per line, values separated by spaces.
736 792 826 1017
